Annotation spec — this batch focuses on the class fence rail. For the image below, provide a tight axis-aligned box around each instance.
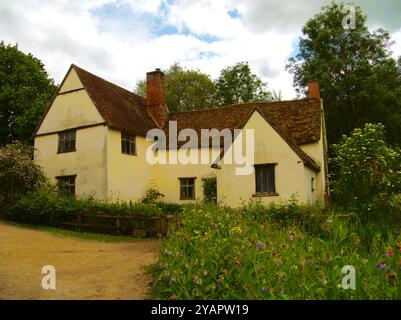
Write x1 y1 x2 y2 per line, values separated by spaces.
57 213 175 238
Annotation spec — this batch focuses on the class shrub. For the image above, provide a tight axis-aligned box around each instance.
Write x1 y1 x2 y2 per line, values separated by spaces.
0 141 47 205
4 189 166 226
330 123 401 222
238 196 324 232
202 177 217 203
142 188 165 203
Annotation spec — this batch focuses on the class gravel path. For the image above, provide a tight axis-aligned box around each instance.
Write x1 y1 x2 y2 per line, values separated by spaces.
0 221 159 300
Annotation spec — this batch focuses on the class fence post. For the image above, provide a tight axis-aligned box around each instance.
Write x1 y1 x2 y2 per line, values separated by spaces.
116 216 120 235
160 214 167 237
76 214 81 232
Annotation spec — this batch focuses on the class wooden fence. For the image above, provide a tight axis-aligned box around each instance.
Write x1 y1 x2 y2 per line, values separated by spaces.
57 213 176 238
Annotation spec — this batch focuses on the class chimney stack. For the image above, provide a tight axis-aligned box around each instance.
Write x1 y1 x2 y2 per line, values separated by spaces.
146 68 168 128
308 82 320 99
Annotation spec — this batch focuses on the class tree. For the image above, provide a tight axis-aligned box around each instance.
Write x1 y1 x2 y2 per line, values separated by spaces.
0 141 47 205
286 3 401 145
135 63 216 112
214 62 272 105
330 123 401 220
0 41 57 145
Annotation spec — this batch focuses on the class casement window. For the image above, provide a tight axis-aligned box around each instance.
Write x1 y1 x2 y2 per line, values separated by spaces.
255 164 277 195
121 132 136 155
311 177 315 192
179 178 196 200
56 175 76 197
58 130 76 153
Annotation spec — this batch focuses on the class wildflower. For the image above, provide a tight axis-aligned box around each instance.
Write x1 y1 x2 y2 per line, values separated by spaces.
386 250 394 258
163 273 170 279
321 278 328 285
171 279 177 284
262 288 271 293
288 231 295 241
257 243 265 250
376 262 386 270
280 243 286 250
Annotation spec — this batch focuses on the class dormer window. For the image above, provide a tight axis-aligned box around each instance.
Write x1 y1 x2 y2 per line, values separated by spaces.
58 130 76 153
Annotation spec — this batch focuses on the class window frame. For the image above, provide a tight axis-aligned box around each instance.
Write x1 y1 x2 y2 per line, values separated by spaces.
56 175 76 197
253 163 278 196
121 132 137 156
179 177 196 200
57 130 76 154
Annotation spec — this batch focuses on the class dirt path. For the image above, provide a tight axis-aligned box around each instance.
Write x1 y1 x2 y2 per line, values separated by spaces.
0 221 159 300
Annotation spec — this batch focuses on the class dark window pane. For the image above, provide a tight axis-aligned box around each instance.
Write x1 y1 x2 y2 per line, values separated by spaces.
121 132 136 155
58 130 76 153
57 176 76 197
255 164 276 194
180 178 195 200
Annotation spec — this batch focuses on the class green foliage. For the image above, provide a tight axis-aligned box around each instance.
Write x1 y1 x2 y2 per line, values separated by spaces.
202 177 217 203
135 61 273 111
239 197 324 233
286 3 401 145
4 188 177 226
330 123 401 221
135 63 216 112
0 41 57 145
152 202 401 300
142 187 165 204
0 141 47 205
214 62 272 105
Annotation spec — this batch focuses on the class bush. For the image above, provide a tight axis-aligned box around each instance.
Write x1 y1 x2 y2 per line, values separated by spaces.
330 123 401 222
142 188 165 203
0 141 47 205
239 196 324 233
4 189 170 226
202 177 217 203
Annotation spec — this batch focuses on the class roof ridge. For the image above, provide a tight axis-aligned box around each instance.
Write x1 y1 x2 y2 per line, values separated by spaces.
169 98 312 115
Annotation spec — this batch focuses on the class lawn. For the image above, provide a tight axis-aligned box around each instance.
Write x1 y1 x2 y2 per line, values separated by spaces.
1 220 141 243
151 201 401 300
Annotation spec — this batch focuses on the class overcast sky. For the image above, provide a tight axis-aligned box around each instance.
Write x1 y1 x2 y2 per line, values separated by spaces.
1 0 400 99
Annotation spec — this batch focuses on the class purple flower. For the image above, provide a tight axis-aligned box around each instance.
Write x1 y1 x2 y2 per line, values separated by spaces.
171 279 177 284
257 243 264 250
376 262 386 270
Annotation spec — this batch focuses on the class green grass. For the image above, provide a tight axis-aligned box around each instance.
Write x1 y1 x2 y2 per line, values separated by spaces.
151 202 401 300
1 219 142 243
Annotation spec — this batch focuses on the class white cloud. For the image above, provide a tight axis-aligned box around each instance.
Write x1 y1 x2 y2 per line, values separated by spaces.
0 0 399 101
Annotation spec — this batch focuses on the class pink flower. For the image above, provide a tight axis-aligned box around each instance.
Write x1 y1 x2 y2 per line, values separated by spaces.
386 250 394 258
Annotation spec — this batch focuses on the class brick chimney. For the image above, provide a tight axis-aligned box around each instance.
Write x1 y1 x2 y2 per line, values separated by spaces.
308 82 320 99
146 68 168 128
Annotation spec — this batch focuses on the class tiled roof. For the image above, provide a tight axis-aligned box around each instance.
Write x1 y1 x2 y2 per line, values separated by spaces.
72 65 156 136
